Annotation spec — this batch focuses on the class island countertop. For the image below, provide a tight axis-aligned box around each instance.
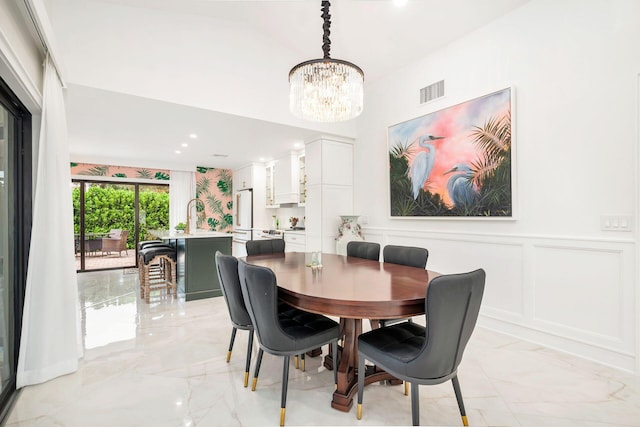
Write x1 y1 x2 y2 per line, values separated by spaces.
149 230 232 240
147 229 232 301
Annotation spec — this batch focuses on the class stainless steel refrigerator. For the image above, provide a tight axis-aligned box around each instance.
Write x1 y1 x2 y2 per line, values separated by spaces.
232 188 253 256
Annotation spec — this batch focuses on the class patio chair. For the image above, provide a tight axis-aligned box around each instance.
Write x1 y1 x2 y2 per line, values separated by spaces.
102 229 129 256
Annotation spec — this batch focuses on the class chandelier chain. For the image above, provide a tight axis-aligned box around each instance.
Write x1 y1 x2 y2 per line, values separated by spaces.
321 1 331 59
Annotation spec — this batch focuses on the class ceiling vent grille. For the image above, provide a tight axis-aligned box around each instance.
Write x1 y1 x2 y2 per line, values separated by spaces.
420 80 444 104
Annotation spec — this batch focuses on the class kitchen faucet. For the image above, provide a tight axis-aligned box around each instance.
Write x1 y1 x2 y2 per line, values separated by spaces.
185 198 203 235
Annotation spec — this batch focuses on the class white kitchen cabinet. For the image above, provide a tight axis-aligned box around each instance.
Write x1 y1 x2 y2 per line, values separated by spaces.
233 165 253 190
304 137 354 253
274 152 299 204
298 154 306 206
284 231 306 253
265 163 278 208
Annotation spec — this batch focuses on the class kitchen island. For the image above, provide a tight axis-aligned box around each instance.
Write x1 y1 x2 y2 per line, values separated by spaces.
150 230 232 301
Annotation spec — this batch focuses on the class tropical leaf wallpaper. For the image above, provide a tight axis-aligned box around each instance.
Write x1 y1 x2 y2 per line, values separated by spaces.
196 167 233 232
70 162 234 232
70 163 170 180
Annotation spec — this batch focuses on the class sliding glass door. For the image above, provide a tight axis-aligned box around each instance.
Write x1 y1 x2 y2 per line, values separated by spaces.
73 180 169 272
0 77 32 422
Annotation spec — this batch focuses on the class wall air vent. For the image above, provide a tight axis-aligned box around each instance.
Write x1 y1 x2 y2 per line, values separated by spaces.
211 154 229 157
420 80 445 104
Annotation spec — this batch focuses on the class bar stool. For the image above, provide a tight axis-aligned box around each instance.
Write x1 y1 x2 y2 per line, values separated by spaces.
138 246 177 302
138 240 168 251
137 241 173 283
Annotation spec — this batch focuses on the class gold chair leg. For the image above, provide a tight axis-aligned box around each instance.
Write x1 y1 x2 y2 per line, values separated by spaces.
226 350 232 363
462 415 469 426
404 381 409 396
280 408 286 426
302 357 305 372
357 403 362 420
251 377 258 391
294 355 299 369
244 372 249 388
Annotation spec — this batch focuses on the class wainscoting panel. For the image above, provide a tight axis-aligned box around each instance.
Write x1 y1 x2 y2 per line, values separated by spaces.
532 244 633 349
362 226 637 372
383 230 525 320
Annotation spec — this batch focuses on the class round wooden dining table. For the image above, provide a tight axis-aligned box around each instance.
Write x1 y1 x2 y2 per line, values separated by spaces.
241 252 441 412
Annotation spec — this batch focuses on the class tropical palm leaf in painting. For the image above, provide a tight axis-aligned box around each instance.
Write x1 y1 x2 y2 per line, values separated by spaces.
389 110 512 216
469 112 511 188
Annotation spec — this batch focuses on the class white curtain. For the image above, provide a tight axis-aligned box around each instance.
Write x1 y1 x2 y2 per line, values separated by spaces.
17 56 82 387
169 170 196 230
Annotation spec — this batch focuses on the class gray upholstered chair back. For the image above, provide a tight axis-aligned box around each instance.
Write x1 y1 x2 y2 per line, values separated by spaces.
238 259 294 354
246 239 286 255
407 269 485 379
346 241 380 261
215 251 252 328
383 245 429 269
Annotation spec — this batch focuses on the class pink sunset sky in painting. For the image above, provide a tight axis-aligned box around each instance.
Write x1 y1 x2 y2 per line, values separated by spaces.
388 88 511 207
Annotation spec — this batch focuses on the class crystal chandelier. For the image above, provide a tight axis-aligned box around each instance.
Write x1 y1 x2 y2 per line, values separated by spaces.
289 1 364 122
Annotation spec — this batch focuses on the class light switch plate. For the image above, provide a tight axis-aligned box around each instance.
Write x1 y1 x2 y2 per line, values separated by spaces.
601 215 633 231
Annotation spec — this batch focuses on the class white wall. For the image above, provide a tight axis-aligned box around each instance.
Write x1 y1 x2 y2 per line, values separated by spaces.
0 0 45 187
0 0 43 112
46 0 356 139
355 0 640 372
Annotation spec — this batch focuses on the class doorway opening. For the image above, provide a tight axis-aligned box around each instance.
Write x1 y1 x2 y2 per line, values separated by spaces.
73 180 169 272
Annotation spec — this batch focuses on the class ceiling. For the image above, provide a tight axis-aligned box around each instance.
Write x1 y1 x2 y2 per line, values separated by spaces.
49 0 531 171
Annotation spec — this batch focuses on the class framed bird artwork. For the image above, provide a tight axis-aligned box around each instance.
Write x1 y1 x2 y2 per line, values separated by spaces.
387 87 514 219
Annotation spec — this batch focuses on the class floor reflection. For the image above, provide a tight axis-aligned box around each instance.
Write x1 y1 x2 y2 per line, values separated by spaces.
5 269 640 427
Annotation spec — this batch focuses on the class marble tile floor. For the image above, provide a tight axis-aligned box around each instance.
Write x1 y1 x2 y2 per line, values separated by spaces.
6 269 640 427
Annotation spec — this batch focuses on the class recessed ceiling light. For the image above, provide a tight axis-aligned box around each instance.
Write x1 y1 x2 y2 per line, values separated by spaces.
393 0 408 6
259 157 265 162
189 133 198 139
212 153 228 158
293 142 303 148
175 150 181 154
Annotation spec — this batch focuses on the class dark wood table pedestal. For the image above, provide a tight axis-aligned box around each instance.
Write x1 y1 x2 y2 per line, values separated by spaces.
323 318 403 411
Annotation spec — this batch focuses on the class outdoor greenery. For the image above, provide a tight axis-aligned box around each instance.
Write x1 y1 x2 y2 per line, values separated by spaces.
72 185 170 248
389 112 512 217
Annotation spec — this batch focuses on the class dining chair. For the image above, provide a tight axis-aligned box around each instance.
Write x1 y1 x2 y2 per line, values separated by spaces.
356 268 486 426
238 259 340 426
246 238 285 255
383 244 429 269
215 251 255 388
244 238 310 367
346 241 380 261
380 244 430 327
346 241 382 333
